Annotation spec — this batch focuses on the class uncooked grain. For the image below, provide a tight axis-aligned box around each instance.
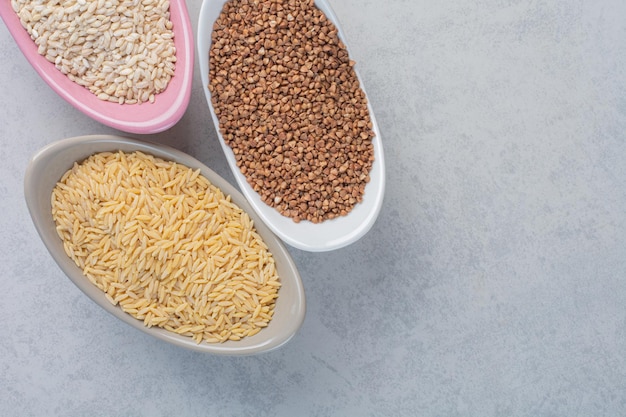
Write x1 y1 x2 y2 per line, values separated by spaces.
209 0 375 223
51 151 280 343
12 0 176 104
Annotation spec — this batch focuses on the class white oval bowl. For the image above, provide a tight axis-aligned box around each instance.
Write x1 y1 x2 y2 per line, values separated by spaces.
0 1 194 134
24 135 306 355
197 0 385 252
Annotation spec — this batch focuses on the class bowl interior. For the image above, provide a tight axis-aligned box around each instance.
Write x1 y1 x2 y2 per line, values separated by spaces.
24 135 306 355
197 0 385 252
0 0 194 134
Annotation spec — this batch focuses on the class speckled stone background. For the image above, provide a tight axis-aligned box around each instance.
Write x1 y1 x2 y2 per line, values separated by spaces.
1 0 626 416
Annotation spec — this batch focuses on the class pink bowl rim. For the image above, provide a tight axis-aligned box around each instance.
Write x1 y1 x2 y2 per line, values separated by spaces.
0 0 194 134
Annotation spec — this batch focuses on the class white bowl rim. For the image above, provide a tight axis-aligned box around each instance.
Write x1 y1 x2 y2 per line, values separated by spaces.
197 0 386 252
24 134 306 355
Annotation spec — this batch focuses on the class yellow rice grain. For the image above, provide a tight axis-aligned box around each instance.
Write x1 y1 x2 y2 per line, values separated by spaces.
51 151 280 344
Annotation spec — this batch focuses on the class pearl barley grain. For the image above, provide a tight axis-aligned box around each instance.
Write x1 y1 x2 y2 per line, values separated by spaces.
209 0 375 224
12 0 176 105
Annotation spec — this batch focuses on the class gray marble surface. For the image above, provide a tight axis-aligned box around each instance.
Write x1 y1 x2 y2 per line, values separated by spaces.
2 0 626 416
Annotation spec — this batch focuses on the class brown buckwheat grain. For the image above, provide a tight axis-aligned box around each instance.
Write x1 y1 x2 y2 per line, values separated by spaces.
209 0 375 223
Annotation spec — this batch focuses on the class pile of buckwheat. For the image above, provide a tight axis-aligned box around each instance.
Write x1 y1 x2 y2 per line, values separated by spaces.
209 0 375 223
12 0 176 104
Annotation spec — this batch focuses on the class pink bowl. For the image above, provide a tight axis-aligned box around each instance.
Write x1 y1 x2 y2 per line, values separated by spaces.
0 0 193 134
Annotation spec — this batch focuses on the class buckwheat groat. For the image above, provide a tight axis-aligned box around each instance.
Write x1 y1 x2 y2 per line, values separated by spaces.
209 0 375 223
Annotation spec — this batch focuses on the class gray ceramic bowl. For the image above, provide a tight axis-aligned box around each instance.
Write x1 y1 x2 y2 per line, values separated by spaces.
24 135 306 355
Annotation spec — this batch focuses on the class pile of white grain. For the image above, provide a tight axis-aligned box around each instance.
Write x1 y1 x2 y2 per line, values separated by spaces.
52 151 280 343
12 0 176 104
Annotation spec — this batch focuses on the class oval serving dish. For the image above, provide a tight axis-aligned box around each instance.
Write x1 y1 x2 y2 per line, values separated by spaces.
0 0 194 134
197 0 385 252
24 135 306 355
